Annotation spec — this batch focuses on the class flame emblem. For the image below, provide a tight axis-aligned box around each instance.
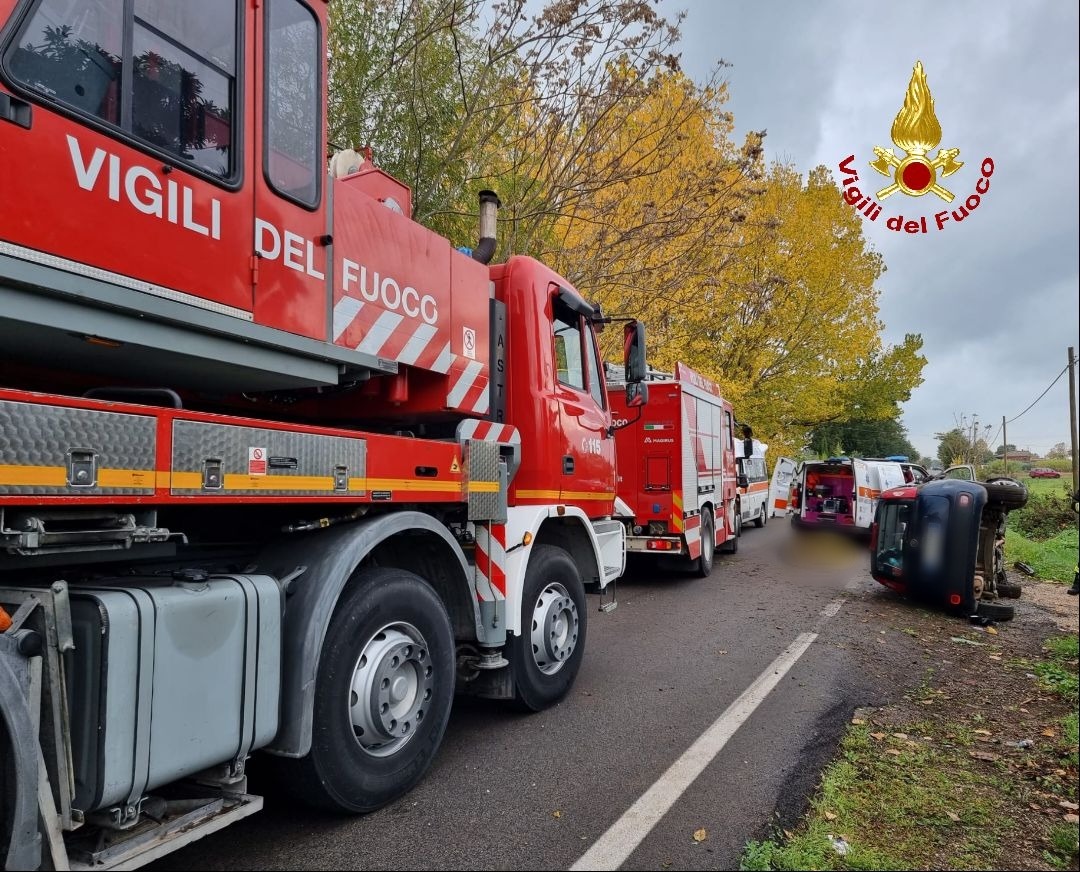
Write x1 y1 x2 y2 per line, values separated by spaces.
870 61 962 202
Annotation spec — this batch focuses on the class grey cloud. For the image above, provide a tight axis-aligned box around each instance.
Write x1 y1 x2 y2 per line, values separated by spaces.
678 0 1079 456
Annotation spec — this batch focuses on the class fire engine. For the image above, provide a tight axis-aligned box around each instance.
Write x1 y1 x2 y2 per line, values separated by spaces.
607 363 738 577
0 1 648 867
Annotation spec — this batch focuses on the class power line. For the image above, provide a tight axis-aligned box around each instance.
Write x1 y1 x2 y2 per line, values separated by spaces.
1006 360 1076 425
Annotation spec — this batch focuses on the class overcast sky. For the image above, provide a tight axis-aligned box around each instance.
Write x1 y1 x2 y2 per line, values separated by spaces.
677 0 1079 458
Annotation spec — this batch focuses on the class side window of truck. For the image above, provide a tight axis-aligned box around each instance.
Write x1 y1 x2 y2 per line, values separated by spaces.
5 0 239 181
552 303 586 391
585 326 606 409
265 0 320 207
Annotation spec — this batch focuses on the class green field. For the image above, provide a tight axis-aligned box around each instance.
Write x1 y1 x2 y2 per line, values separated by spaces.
1020 475 1075 497
1005 527 1078 583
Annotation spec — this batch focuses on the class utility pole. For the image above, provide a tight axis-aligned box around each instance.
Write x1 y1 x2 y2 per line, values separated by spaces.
1000 417 1006 473
1069 346 1078 494
971 415 979 471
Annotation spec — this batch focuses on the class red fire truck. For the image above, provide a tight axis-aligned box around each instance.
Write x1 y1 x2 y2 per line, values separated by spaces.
0 1 647 867
608 363 739 577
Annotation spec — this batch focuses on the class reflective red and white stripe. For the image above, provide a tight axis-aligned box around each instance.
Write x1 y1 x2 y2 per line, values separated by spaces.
456 419 521 445
474 522 507 602
446 359 489 414
332 296 454 373
684 513 701 559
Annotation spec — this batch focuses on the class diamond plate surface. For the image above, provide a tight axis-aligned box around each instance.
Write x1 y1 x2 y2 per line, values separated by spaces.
0 400 156 495
465 439 505 521
171 421 366 495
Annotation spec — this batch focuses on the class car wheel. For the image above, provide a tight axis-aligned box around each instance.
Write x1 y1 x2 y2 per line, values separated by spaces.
982 477 1029 510
996 580 1023 599
976 600 1015 622
755 505 767 528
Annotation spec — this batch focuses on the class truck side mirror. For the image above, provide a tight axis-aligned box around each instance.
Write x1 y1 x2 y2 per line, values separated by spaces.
737 474 749 489
625 381 648 408
623 321 646 383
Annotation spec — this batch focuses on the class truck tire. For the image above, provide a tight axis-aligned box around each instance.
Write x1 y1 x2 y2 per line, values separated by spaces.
981 477 1029 510
509 545 587 712
755 505 767 528
285 566 455 813
694 509 715 578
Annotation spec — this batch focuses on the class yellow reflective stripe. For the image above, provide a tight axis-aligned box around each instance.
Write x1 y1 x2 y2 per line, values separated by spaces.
170 473 462 493
366 478 460 493
468 481 500 493
515 489 614 501
0 464 155 489
0 465 67 487
97 469 156 488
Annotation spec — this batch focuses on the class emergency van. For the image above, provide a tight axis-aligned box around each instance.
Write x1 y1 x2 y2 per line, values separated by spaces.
735 434 771 529
787 457 907 532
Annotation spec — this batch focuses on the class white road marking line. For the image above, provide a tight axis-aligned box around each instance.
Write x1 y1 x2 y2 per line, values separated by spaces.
570 632 819 872
821 597 845 618
845 575 863 591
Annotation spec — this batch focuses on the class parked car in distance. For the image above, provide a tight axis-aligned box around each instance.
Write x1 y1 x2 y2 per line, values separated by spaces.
1029 467 1061 478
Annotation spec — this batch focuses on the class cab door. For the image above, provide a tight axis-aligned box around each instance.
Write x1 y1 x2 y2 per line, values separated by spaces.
768 456 797 517
251 0 328 340
551 287 615 516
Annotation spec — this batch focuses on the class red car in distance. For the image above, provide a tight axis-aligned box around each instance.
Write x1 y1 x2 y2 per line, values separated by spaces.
1029 468 1061 478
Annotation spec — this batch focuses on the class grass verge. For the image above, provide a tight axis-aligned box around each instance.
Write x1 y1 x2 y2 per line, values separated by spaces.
742 631 1080 871
1005 528 1078 584
741 722 1008 871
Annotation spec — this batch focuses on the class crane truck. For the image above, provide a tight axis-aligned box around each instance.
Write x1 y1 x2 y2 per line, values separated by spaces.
0 1 649 867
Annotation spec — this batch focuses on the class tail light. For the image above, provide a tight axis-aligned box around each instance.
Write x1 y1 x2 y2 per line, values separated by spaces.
869 522 879 551
792 485 802 508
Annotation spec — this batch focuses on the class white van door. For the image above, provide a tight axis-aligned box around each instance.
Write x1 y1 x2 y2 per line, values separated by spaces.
877 462 906 491
768 456 798 517
853 459 875 528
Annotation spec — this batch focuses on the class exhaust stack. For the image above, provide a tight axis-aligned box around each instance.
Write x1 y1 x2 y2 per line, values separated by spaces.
471 190 501 265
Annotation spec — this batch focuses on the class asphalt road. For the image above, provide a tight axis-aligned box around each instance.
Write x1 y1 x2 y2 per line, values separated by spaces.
154 520 907 871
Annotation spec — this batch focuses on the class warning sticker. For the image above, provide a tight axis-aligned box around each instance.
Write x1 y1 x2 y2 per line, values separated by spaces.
248 447 267 476
450 454 461 473
462 327 476 360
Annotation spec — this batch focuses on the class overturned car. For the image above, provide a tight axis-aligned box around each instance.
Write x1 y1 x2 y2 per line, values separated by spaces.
870 477 1029 621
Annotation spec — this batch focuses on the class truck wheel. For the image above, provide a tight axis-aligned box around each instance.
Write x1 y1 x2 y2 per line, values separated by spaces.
287 567 455 813
694 509 715 578
755 505 767 528
509 545 587 712
981 477 1029 510
976 600 1015 622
